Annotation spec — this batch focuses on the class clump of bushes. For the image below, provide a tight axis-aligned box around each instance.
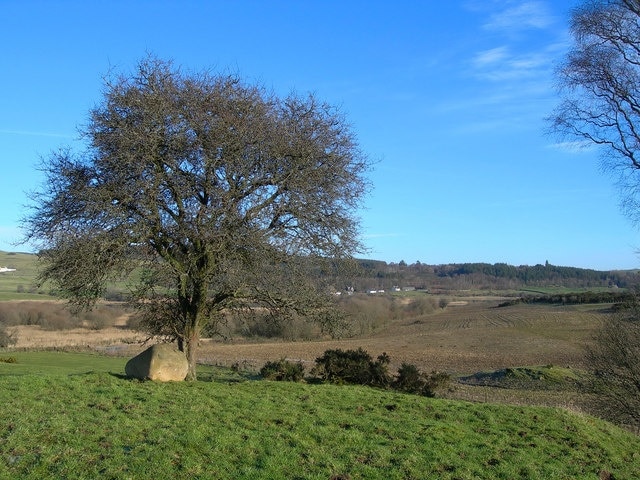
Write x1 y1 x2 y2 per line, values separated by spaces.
0 302 127 331
312 348 392 388
393 363 451 397
260 358 305 382
261 348 450 397
229 311 318 341
0 356 17 363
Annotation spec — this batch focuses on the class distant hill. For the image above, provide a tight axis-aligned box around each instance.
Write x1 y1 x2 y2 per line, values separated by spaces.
0 251 48 300
2 251 638 299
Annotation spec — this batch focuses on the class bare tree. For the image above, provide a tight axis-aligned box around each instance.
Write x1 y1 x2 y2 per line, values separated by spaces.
549 0 640 427
586 300 640 429
23 56 370 380
549 0 640 220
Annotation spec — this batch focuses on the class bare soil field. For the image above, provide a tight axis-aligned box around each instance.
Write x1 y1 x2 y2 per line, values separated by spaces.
198 301 603 374
8 299 605 376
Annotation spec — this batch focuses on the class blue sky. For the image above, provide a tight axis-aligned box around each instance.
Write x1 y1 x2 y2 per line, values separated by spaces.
1 0 638 270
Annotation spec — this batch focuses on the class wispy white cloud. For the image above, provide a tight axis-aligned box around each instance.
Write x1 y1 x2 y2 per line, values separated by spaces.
473 46 509 68
483 1 555 31
451 1 565 138
473 48 551 81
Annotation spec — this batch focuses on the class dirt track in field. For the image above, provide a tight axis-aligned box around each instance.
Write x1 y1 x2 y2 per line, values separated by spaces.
9 300 603 375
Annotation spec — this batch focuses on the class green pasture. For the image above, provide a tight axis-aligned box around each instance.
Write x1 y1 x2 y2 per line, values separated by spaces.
0 351 127 376
0 351 241 382
0 251 141 301
0 251 53 300
0 352 639 479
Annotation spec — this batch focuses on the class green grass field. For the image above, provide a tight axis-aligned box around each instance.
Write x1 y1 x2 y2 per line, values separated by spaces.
0 251 54 300
0 352 639 479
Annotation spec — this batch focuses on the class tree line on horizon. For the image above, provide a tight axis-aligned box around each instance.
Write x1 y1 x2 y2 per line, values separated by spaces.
3 251 636 293
345 259 638 292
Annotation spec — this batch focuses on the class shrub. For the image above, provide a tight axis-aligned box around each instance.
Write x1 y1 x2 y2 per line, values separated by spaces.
394 363 424 394
586 309 640 429
311 348 450 397
404 296 437 317
235 313 285 338
260 359 305 382
80 306 124 330
337 296 395 335
0 356 17 363
0 323 16 348
0 308 20 326
394 363 451 397
312 348 391 387
0 302 127 331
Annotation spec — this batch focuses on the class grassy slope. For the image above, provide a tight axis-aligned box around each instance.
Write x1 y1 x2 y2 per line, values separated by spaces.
0 251 53 300
1 353 639 479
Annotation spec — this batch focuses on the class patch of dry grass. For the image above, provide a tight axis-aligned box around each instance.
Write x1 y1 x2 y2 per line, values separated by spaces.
9 324 145 350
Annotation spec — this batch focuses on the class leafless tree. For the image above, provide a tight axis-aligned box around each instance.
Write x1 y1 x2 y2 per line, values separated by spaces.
549 0 640 428
23 56 370 380
549 0 640 220
586 299 640 429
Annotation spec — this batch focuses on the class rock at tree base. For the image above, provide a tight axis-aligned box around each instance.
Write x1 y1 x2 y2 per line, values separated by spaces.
125 343 188 381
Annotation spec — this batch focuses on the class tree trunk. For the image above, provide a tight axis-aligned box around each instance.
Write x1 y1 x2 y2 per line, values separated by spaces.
185 331 199 381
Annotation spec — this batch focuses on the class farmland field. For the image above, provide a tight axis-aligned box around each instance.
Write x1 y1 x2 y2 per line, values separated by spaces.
5 299 604 374
195 300 604 374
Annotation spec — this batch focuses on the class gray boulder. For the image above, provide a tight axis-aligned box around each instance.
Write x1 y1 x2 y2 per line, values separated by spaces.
125 343 188 381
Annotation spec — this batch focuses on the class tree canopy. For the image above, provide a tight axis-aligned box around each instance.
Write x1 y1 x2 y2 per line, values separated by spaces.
23 56 370 379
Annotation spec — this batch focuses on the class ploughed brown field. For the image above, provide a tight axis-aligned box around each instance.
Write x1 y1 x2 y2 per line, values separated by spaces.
10 297 603 376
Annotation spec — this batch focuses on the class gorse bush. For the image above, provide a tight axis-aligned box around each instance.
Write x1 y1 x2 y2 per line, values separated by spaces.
394 362 424 393
394 363 451 397
312 348 392 388
260 359 305 382
311 348 450 397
